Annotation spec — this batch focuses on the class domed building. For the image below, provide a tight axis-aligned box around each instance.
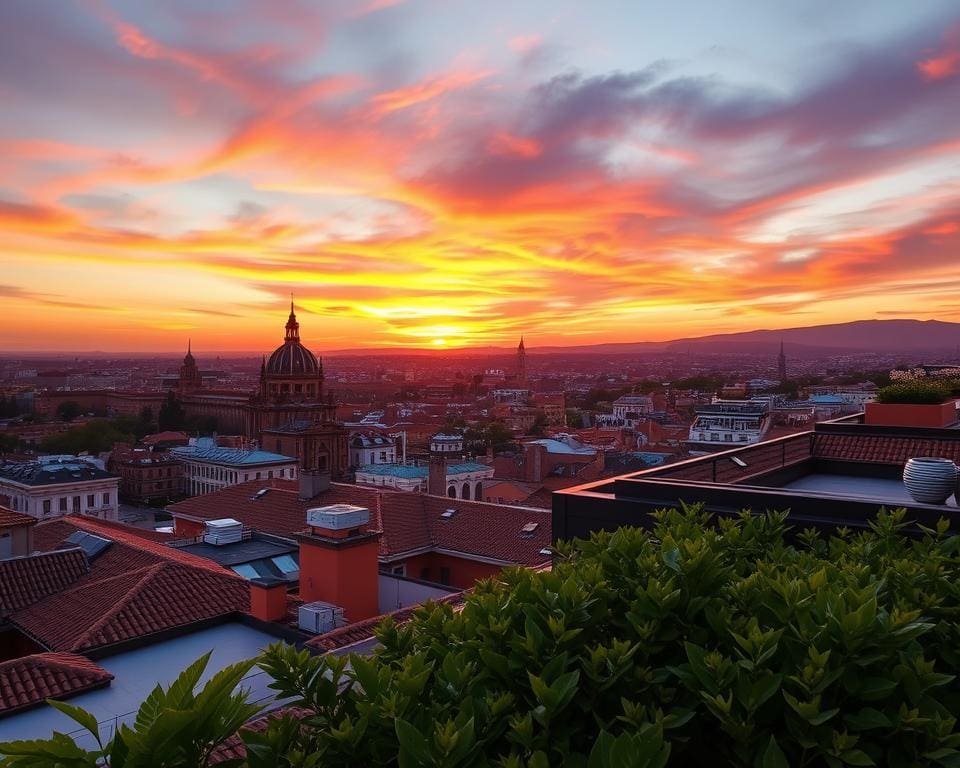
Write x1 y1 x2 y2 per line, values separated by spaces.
260 301 324 402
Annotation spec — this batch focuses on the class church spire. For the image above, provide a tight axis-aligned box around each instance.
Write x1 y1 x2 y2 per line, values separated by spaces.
285 296 300 342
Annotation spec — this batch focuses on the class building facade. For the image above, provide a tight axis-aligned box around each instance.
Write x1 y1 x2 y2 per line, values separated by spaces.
171 442 299 496
0 456 119 521
349 432 397 468
355 461 494 498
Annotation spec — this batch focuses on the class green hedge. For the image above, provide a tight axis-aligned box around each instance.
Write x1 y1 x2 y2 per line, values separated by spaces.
5 506 960 767
876 381 950 404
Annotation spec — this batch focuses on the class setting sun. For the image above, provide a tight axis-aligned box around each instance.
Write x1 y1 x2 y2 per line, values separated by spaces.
432 339 447 347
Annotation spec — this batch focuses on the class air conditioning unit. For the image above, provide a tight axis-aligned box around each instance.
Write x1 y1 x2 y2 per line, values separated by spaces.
306 504 369 531
203 518 243 546
298 600 346 634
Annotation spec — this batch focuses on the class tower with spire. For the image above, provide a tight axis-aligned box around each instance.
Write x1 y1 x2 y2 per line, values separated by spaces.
777 339 787 382
177 340 203 393
517 335 527 384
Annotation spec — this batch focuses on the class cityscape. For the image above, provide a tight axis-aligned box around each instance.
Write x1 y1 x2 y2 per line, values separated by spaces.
3 1 960 765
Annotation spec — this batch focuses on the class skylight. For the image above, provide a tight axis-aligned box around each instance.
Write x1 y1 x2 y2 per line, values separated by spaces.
65 530 112 561
440 509 457 519
521 522 539 534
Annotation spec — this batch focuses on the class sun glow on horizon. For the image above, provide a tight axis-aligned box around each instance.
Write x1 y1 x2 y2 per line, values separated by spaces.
3 2 960 352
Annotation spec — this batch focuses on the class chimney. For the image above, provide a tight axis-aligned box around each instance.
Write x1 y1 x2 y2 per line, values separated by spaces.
299 469 331 500
249 576 288 622
428 454 447 496
296 505 380 623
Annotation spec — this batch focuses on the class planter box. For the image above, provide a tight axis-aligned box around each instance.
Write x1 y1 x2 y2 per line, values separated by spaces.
864 399 960 428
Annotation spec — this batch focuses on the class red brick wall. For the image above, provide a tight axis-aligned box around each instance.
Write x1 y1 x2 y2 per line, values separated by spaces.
299 537 380 622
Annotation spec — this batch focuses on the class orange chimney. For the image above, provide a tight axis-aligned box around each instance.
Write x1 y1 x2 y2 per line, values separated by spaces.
296 504 380 623
249 577 289 622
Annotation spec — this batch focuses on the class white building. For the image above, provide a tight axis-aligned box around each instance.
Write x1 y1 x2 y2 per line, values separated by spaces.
0 455 119 521
611 395 654 427
355 462 494 499
430 433 464 454
171 440 298 497
686 399 772 449
349 432 397 468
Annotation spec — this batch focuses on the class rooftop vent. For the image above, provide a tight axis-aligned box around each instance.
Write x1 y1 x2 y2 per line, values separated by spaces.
521 522 539 538
66 531 112 561
203 518 243 546
251 488 271 500
298 600 346 634
306 504 369 531
538 547 553 556
440 508 457 519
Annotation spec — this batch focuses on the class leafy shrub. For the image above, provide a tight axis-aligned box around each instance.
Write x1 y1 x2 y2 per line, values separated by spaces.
7 506 960 767
0 653 261 767
876 381 950 404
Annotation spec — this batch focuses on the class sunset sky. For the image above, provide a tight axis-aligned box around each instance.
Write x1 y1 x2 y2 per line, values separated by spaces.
3 1 960 353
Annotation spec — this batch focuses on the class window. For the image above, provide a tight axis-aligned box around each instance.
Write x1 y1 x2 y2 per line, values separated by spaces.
724 434 733 442
72 496 81 512
43 500 51 515
439 567 451 586
10 497 16 511
231 564 260 579
272 554 299 574
102 493 110 505
59 498 67 512
392 564 407 577
256 472 261 480
268 470 274 479
380 451 387 462
87 494 95 507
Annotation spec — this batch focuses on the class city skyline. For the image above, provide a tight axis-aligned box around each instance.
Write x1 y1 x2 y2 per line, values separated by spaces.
4 1 960 352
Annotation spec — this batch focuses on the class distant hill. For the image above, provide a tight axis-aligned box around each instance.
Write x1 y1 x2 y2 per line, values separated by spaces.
325 319 960 356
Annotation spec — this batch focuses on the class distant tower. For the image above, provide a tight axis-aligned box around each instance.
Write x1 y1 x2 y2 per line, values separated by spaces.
178 340 203 393
777 339 787 381
517 336 527 383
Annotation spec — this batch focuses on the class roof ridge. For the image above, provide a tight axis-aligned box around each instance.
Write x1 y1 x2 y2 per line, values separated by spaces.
68 562 165 651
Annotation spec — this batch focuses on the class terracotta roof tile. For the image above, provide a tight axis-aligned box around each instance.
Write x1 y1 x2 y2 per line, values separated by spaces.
0 653 113 716
814 433 960 464
0 549 89 616
13 560 249 652
307 593 466 652
8 517 248 653
0 506 36 529
168 479 552 567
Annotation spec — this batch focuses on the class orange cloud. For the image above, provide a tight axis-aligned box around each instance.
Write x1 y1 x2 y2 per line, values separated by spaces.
918 26 960 79
368 70 493 117
488 132 543 158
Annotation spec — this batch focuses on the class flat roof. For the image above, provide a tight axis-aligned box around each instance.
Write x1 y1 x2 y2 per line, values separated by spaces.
170 446 296 466
780 474 958 508
175 536 297 567
0 623 281 746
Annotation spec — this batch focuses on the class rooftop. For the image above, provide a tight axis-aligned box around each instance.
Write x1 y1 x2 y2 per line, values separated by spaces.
356 462 491 479
0 506 36 528
0 458 117 487
170 445 297 466
169 479 552 567
0 653 114 718
526 437 596 456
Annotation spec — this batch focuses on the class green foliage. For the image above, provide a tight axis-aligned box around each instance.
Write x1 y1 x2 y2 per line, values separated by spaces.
465 421 515 454
0 652 262 767
11 506 960 767
258 505 960 766
56 400 84 422
877 381 950 404
159 391 187 431
40 419 134 455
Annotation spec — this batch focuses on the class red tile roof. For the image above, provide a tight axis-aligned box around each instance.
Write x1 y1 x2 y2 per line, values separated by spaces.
0 506 36 529
0 653 113 716
0 549 89 616
307 593 466 652
168 479 552 567
13 561 249 652
10 517 249 652
814 433 960 464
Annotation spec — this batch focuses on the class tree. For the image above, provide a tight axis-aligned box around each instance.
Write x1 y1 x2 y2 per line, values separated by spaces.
565 409 584 429
40 419 133 455
528 412 548 436
158 391 186 431
56 400 83 422
465 420 516 454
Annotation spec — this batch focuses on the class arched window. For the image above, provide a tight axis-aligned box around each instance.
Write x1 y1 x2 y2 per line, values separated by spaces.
462 483 470 500
447 485 456 498
475 481 483 500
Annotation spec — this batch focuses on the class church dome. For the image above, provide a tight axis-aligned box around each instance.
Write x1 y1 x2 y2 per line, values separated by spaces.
267 342 319 376
265 302 320 377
